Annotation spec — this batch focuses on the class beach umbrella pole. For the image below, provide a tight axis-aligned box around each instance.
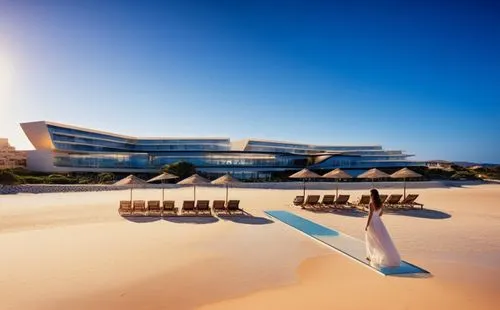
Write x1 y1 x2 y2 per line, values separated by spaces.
226 184 229 204
336 179 339 198
194 185 196 201
303 179 306 197
404 178 406 199
130 187 133 201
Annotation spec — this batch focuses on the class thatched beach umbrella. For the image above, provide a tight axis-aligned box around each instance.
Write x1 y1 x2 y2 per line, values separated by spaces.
390 168 422 199
357 168 390 188
211 173 241 204
113 174 149 201
289 168 322 197
323 168 352 198
177 174 210 201
147 172 179 201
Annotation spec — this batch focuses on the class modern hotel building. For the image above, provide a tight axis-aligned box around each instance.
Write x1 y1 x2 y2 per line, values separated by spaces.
21 121 423 179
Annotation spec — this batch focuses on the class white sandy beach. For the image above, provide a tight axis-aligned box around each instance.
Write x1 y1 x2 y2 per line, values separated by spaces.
1 183 499 309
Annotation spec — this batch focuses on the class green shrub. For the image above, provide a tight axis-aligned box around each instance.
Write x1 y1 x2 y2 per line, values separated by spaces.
423 169 455 180
450 171 480 180
163 161 196 180
0 170 22 185
96 172 114 184
78 177 93 184
46 174 77 184
20 176 46 184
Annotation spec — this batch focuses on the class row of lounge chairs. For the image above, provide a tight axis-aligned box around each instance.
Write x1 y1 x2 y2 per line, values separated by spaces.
355 194 424 209
292 194 423 210
118 200 243 216
293 194 351 209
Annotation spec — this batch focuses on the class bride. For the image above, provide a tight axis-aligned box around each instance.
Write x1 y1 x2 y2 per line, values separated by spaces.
365 189 401 267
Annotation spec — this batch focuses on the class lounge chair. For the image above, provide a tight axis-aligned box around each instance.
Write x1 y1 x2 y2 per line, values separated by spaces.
398 194 424 209
181 200 196 215
292 195 305 207
379 195 388 204
383 194 402 209
333 195 350 209
196 200 211 215
132 200 146 216
227 200 243 214
118 200 132 215
303 195 320 209
320 195 335 208
212 200 227 214
147 200 161 216
354 195 370 209
162 200 178 216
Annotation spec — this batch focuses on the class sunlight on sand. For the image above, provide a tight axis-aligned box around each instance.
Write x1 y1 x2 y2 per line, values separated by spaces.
1 184 499 309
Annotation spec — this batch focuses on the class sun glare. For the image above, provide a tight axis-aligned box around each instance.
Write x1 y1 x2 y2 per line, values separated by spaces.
0 55 14 102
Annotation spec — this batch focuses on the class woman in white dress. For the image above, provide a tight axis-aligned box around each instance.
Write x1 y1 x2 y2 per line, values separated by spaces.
365 189 401 267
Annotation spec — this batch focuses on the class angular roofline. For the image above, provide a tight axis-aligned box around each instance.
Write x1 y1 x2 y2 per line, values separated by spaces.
20 121 55 150
20 121 411 154
230 139 250 151
245 138 382 148
44 121 135 140
22 121 230 141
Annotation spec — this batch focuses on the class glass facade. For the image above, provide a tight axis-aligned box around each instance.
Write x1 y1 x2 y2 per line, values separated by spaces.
309 155 419 169
47 125 230 152
246 140 382 150
54 153 150 169
23 122 424 177
245 140 383 154
53 152 306 170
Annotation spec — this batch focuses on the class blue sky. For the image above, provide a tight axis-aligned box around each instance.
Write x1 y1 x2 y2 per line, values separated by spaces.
0 0 499 163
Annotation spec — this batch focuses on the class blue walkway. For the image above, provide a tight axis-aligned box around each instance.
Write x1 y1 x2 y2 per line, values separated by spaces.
265 210 429 276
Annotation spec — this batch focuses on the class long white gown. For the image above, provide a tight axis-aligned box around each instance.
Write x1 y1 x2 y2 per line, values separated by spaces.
365 208 401 267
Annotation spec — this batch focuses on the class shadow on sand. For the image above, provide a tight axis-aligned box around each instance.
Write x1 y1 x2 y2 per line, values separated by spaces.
389 208 452 220
329 208 367 218
305 207 367 218
121 216 163 223
163 216 219 224
218 213 274 225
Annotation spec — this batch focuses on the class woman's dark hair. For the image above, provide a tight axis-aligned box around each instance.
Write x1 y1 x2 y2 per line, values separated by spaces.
370 188 382 209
